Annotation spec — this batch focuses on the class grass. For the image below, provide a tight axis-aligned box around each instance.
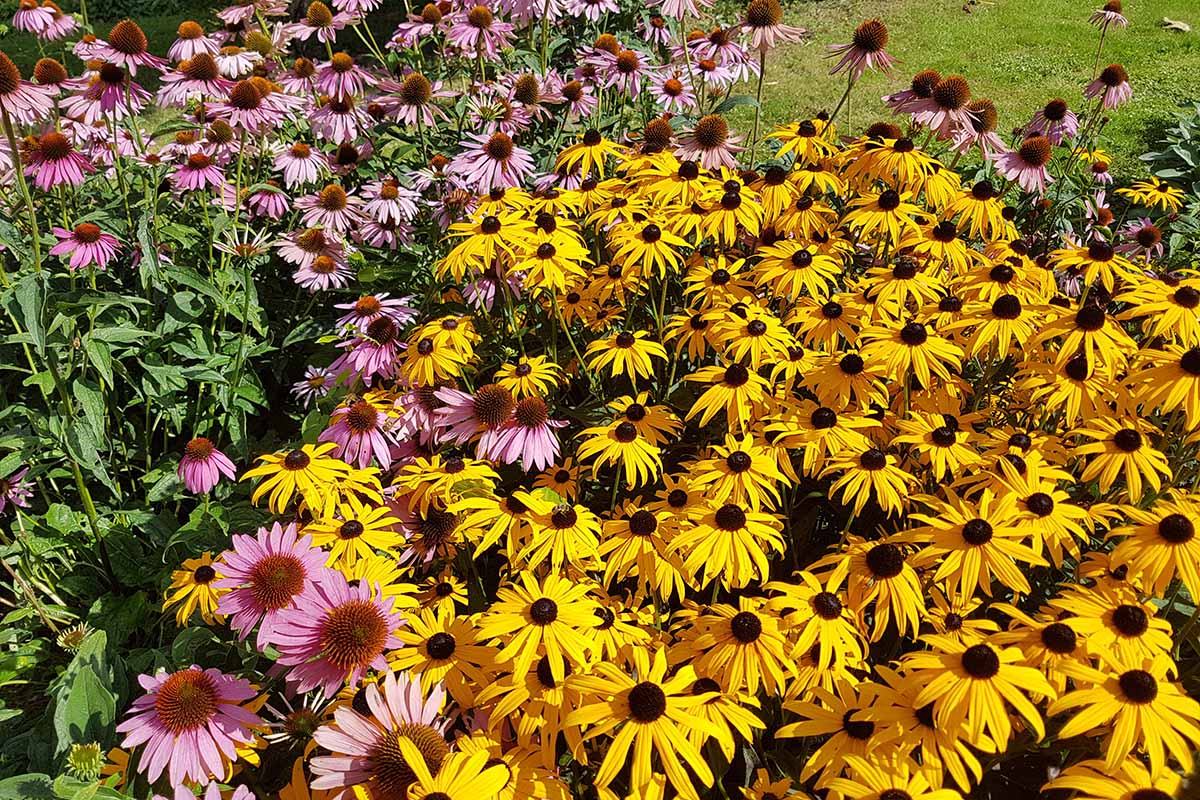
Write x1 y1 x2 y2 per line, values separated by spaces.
1 0 1196 174
750 0 1200 175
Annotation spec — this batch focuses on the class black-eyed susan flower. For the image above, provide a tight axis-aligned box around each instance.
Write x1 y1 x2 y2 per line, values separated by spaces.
672 500 785 590
163 552 226 626
555 128 626 179
753 239 843 301
990 603 1090 696
533 459 581 501
1048 584 1173 663
684 675 765 762
242 443 354 516
1049 239 1139 294
801 350 890 411
515 496 603 572
823 446 913 516
765 571 865 672
305 497 403 568
1042 757 1182 800
585 329 668 386
685 361 772 433
1108 494 1200 601
674 598 794 695
827 755 963 800
843 188 930 245
566 646 714 800
860 320 964 389
391 608 495 708
892 411 981 480
688 432 787 510
1048 656 1200 777
1072 415 1171 501
609 218 690 277
494 354 563 398
576 419 663 488
599 502 687 602
940 179 1013 241
477 572 596 683
812 535 925 641
1115 177 1184 213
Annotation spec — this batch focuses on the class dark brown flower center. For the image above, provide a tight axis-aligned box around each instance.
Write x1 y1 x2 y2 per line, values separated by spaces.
693 114 729 149
154 670 219 734
932 75 970 110
109 19 149 56
851 18 888 52
249 554 307 610
367 723 449 800
627 682 667 722
1018 136 1052 167
961 644 1000 678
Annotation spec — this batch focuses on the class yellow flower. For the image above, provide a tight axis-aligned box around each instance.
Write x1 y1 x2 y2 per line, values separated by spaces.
163 552 226 626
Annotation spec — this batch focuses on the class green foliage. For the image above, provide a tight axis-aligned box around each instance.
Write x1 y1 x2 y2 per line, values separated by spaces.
1142 102 1200 260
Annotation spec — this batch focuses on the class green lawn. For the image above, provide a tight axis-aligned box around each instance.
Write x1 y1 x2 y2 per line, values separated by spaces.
755 0 1200 175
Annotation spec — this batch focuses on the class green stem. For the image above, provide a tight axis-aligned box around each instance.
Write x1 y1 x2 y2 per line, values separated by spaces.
749 49 767 164
1 109 43 273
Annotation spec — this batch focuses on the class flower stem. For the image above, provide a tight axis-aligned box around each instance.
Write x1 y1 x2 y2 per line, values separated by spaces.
749 49 767 165
1 109 43 273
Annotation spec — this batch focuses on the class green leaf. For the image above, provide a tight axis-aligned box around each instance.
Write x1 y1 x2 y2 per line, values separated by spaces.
12 273 46 353
171 627 217 666
52 667 116 755
83 339 114 386
0 774 54 800
72 380 107 446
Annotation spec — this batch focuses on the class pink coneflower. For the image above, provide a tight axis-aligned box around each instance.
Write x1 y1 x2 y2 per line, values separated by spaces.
12 0 53 34
0 53 58 125
694 29 758 83
216 522 328 649
273 571 403 698
559 79 598 118
1089 0 1128 28
1027 97 1080 144
362 179 420 226
828 18 896 79
389 3 446 48
309 96 372 144
329 316 404 381
640 14 672 46
59 63 150 124
311 670 449 798
292 365 335 406
380 72 453 128
676 113 744 170
296 183 366 233
1085 189 1114 231
246 183 291 220
277 57 318 94
446 5 515 59
568 0 618 22
1089 158 1113 185
652 0 711 20
211 79 282 132
277 226 347 269
355 219 412 249
693 56 736 91
25 132 94 190
450 131 534 192
172 152 226 192
742 0 808 52
334 0 382 14
1118 217 1165 260
295 254 355 292
434 383 516 446
0 467 33 515
118 667 262 786
597 48 652 99
884 69 941 115
1085 63 1132 109
178 437 236 494
466 92 532 137
274 141 330 188
214 45 262 79
462 271 522 311
37 1 76 41
993 135 1055 195
50 224 121 271
649 71 696 113
72 33 105 61
315 52 377 101
320 398 398 469
293 1 356 44
169 20 221 61
157 54 234 107
93 19 168 75
909 74 973 139
336 293 417 332
481 396 565 471
951 98 1006 157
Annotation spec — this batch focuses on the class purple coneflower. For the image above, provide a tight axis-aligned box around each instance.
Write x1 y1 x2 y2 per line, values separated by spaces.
0 467 32 515
951 99 1006 158
993 135 1055 195
117 666 262 786
277 57 318 95
319 398 398 469
296 183 366 233
329 316 405 382
311 671 449 797
277 226 347 269
31 57 69 93
295 254 355 292
316 52 378 101
649 71 697 113
434 383 516 446
742 0 808 52
450 131 535 192
50 224 121 270
292 1 355 44
157 53 234 107
94 19 168 75
567 0 618 22
598 48 652 99
274 141 330 188
381 72 451 128
1085 63 1132 109
246 183 291 220
212 79 283 132
361 179 420 226
355 219 412 249
1089 0 1128 28
389 3 446 48
60 63 151 123
169 20 221 61
273 571 403 698
216 522 328 649
292 365 335 406
559 79 598 118
172 152 226 192
482 396 565 471
336 293 417 332
25 132 94 190
910 74 974 139
466 91 532 137
0 52 58 125
676 113 743 170
38 1 77 42
884 69 941 115
447 5 515 59
652 0 711 20
640 14 672 46
1027 98 1080 145
214 45 261 79
309 96 372 144
178 437 236 494
1089 158 1113 185
828 18 896 79
1118 217 1165 260
12 0 53 34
